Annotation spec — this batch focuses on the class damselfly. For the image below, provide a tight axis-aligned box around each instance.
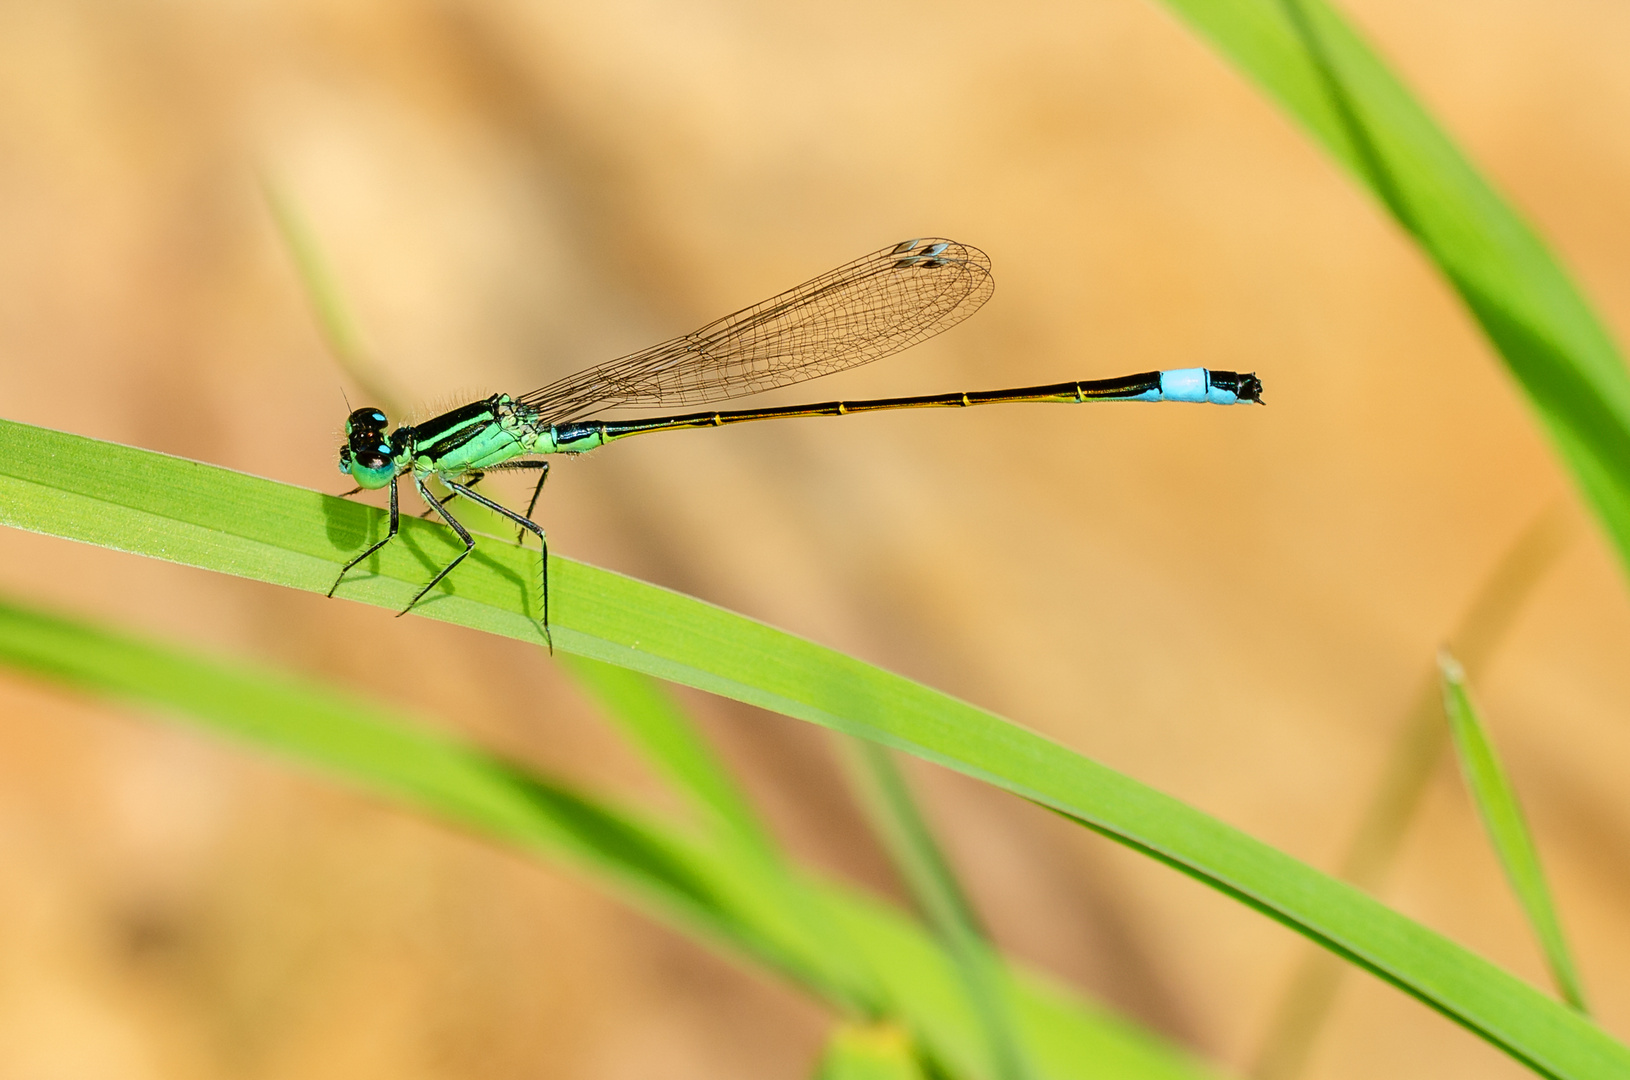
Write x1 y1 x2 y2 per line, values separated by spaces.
331 238 1263 645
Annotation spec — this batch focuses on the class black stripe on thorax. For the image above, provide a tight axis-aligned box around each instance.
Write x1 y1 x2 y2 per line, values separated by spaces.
408 398 501 456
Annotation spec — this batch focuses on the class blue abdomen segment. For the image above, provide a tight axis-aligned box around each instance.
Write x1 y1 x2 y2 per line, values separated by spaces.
1134 368 1248 404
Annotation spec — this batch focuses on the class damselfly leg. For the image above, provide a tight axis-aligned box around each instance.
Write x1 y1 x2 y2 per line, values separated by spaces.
442 475 551 652
328 474 400 598
403 474 476 612
417 471 484 519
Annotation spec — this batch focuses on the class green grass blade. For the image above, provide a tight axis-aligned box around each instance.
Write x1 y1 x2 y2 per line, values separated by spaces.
1439 652 1589 1013
0 591 1222 1080
1251 504 1578 1079
814 1023 929 1080
845 740 1038 1080
1156 0 1630 576
0 421 1625 1079
0 592 811 980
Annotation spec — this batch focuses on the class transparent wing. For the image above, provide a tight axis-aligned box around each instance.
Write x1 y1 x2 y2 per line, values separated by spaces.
519 238 994 425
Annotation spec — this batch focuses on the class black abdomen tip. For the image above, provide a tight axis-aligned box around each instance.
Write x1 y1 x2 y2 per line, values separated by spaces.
1235 372 1265 404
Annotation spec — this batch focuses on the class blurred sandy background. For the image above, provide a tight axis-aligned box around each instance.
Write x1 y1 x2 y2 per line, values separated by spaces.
2 1 1629 1077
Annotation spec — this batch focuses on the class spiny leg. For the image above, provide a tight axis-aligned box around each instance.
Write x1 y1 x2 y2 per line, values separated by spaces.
442 476 551 651
487 460 550 543
417 471 485 519
517 461 550 524
421 463 545 533
400 474 476 616
329 474 400 597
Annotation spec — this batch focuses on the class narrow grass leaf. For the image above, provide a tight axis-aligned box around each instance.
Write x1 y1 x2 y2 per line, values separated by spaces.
813 1023 929 1080
0 594 809 973
845 740 1038 1080
1439 652 1589 1013
0 592 1221 1080
0 422 1625 1078
1156 0 1630 577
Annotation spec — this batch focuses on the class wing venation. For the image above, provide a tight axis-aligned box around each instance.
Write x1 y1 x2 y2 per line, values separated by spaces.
519 238 994 425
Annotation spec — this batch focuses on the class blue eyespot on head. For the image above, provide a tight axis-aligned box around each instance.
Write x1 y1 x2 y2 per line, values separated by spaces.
345 407 389 436
338 408 397 489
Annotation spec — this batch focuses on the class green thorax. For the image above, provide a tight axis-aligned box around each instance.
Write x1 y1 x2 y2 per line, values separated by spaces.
387 394 618 478
399 394 541 474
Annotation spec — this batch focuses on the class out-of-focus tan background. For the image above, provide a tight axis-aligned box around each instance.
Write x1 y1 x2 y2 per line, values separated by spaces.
2 1 1629 1077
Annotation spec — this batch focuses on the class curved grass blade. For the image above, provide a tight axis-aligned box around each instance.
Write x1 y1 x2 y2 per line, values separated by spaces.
0 592 796 973
845 740 1037 1080
0 592 1221 1080
0 421 1625 1079
1439 652 1588 1013
814 1023 929 1080
1155 0 1630 577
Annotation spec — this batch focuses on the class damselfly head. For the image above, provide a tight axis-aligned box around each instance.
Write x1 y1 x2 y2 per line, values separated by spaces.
338 407 397 488
345 407 389 436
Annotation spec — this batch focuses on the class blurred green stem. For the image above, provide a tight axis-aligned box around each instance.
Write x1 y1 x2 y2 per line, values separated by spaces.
564 655 880 1015
1250 503 1576 1080
259 172 402 418
843 739 1038 1080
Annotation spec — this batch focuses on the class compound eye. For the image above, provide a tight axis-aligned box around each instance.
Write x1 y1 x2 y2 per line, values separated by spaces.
345 407 389 435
